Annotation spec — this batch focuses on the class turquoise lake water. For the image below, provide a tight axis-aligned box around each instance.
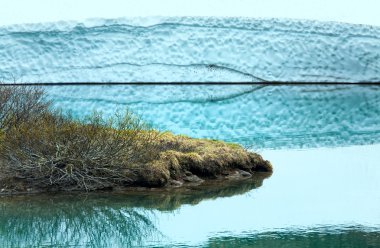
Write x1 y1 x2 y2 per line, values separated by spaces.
1 85 379 247
46 85 380 149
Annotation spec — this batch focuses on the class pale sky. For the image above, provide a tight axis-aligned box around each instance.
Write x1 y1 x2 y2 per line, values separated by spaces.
0 0 380 26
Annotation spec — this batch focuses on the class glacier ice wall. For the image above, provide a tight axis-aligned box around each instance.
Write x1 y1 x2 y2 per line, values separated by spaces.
1 17 380 83
46 85 380 149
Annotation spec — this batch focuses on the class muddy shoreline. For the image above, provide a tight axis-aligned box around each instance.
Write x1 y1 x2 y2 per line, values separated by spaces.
0 169 272 196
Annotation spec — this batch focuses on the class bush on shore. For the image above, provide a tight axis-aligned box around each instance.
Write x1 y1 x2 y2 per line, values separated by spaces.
0 86 272 193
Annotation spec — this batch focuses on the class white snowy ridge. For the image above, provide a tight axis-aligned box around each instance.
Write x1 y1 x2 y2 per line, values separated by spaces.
1 17 380 83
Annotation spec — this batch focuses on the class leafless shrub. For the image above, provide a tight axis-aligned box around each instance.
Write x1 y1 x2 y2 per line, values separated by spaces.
0 86 50 131
0 86 159 191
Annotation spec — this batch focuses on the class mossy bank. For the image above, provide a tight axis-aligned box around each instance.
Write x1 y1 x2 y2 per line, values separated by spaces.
131 132 272 187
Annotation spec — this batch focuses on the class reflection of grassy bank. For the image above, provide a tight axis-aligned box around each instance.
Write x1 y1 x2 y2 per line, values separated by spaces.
0 86 272 194
207 226 380 248
99 172 270 211
0 174 269 247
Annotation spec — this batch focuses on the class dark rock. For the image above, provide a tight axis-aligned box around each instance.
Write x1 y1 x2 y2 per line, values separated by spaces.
183 175 204 183
238 169 252 178
226 171 240 180
168 180 183 187
184 171 193 176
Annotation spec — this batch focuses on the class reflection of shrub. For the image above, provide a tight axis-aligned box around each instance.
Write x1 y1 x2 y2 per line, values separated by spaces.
0 86 272 192
0 195 159 247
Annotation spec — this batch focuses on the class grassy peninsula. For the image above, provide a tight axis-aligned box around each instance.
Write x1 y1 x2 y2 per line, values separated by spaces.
0 86 272 194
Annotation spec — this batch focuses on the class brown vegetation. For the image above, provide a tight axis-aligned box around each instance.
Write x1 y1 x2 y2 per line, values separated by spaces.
0 86 272 194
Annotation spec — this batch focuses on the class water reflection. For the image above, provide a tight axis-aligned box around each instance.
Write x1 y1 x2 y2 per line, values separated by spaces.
0 173 270 247
0 196 158 247
207 226 380 248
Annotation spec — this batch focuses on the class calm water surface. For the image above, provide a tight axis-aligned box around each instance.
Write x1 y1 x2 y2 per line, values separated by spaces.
1 85 379 247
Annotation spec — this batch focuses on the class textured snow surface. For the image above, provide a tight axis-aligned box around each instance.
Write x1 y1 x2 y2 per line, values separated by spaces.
46 85 380 149
1 17 380 83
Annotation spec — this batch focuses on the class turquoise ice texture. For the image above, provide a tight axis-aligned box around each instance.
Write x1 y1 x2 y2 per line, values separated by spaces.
46 84 380 149
0 17 380 83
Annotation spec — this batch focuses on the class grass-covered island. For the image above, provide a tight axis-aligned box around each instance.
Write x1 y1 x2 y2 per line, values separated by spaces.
0 86 272 194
